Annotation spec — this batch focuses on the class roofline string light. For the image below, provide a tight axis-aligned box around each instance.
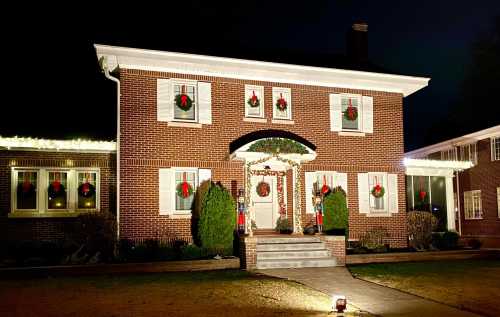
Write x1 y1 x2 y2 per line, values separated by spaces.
0 136 116 152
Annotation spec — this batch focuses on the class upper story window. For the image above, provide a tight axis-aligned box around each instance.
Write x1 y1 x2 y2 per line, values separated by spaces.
459 143 478 165
245 85 264 118
464 190 482 220
440 148 458 161
272 87 292 120
341 95 362 131
173 81 197 122
491 137 500 161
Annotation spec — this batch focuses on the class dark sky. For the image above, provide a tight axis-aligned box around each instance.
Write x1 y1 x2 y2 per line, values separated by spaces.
2 1 499 151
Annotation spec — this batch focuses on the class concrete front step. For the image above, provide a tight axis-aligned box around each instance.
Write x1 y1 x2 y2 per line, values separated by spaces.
257 242 326 252
257 250 331 260
256 237 321 244
256 257 337 269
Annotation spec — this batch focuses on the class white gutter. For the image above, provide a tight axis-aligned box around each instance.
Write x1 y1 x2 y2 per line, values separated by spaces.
100 56 121 240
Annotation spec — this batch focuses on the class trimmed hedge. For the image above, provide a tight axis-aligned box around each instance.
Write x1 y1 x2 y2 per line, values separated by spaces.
323 189 348 237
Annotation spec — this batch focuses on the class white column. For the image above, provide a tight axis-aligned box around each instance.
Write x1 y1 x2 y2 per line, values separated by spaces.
445 176 456 231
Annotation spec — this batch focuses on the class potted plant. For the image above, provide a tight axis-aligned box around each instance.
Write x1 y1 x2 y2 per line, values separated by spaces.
275 217 292 234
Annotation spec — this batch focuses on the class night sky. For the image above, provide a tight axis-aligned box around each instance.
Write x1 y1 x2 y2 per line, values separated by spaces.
2 1 499 151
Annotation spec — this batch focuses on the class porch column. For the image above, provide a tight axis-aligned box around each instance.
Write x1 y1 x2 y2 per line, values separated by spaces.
292 165 303 234
445 176 456 231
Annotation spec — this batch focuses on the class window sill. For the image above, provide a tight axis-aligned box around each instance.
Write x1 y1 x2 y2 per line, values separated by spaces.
464 218 483 220
170 213 192 219
271 119 294 125
8 211 96 218
338 131 366 137
168 121 202 128
365 212 392 217
243 117 267 123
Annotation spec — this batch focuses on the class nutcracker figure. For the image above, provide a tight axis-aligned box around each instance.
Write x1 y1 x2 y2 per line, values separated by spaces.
314 190 324 233
237 189 246 234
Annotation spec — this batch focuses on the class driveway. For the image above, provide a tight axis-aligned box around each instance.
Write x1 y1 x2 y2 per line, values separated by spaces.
259 267 483 317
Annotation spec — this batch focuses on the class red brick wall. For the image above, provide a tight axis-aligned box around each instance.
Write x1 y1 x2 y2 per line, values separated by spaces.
119 68 408 247
458 138 500 247
0 150 116 241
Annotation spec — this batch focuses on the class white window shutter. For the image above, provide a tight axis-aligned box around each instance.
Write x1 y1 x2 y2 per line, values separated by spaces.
305 172 315 214
329 94 342 132
337 172 348 196
388 173 399 213
362 96 373 133
198 81 212 124
159 168 174 215
157 79 173 122
357 173 369 214
198 169 212 186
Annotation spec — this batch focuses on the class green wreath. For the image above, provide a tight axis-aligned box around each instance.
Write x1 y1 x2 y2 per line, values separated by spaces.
175 94 193 112
247 95 260 108
276 98 288 112
78 182 96 198
48 182 66 199
256 181 271 197
176 182 194 198
17 182 35 197
343 107 358 121
371 185 385 198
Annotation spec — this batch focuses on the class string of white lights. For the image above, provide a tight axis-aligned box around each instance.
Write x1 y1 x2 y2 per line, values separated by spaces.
0 136 116 152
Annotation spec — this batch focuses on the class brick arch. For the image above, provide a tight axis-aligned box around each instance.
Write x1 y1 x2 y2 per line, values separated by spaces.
229 129 317 154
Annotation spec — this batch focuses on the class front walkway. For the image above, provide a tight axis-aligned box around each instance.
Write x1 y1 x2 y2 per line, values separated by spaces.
259 267 482 317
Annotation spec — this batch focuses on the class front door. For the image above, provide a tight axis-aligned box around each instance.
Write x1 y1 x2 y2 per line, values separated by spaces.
251 175 278 229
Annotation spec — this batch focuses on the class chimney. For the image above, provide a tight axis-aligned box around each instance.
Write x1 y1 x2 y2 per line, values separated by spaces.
347 21 368 63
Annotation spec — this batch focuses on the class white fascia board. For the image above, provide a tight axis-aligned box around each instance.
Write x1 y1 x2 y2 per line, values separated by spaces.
403 158 473 170
0 136 116 153
95 44 430 97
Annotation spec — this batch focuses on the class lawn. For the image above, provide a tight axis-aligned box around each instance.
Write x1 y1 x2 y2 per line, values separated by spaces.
0 270 364 316
349 259 500 317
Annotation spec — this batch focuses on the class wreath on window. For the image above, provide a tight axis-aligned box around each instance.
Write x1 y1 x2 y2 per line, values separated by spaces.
256 181 271 197
247 91 260 108
78 182 96 197
275 93 288 112
176 182 194 198
371 184 385 198
175 93 193 112
17 181 35 197
343 98 358 121
48 180 65 199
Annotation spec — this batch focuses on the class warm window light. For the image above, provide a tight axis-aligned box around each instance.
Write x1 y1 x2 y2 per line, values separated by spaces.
0 136 116 152
85 202 92 207
332 295 347 313
56 202 62 207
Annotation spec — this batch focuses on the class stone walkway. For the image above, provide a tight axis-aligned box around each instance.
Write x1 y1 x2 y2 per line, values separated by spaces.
259 267 483 317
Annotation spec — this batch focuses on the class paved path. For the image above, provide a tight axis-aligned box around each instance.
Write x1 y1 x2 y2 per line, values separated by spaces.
259 267 483 317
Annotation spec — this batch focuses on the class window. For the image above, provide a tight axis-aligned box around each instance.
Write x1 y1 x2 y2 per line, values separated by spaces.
272 87 292 120
368 173 386 212
173 81 197 122
11 168 100 215
464 190 482 219
175 170 197 212
440 148 458 161
341 95 362 131
492 137 500 161
245 85 264 118
459 143 477 165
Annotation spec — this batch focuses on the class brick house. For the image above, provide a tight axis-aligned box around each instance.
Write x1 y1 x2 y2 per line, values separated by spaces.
94 28 429 253
405 125 500 247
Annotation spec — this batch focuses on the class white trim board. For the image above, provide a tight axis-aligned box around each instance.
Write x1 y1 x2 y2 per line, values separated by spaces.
95 44 429 97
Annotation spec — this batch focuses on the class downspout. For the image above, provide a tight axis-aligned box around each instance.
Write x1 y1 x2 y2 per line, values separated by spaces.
455 170 462 235
100 57 121 240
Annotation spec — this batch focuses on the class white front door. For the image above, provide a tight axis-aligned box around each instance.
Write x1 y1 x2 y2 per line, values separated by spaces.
251 175 278 229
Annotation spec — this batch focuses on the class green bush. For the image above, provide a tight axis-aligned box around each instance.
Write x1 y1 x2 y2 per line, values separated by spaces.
407 210 438 250
439 231 460 250
323 189 348 238
198 182 236 255
359 227 389 251
275 217 292 233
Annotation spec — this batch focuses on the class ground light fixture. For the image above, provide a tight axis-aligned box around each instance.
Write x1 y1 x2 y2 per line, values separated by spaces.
332 294 347 314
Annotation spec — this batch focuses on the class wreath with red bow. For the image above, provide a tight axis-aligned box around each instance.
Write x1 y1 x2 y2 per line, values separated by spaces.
343 98 358 121
175 93 193 111
17 180 35 197
247 91 260 108
176 182 194 198
371 184 385 198
78 182 96 198
48 179 65 199
276 93 288 112
256 181 271 197
320 175 331 195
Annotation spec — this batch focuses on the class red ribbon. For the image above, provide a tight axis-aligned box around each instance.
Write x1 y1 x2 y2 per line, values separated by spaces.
347 98 356 120
321 175 330 194
22 172 32 193
419 190 427 201
374 184 382 194
180 94 188 106
278 93 287 109
251 91 257 105
181 172 190 198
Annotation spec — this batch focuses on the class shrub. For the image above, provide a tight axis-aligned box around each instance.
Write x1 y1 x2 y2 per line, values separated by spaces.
323 189 348 238
359 227 389 251
191 179 211 246
198 182 236 255
275 217 292 233
407 210 438 250
439 231 460 250
468 238 482 249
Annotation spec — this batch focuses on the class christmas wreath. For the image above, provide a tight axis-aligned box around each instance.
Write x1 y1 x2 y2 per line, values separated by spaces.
247 91 260 108
78 182 96 198
371 184 385 198
48 180 65 199
256 181 271 197
419 190 427 202
343 99 358 121
175 94 193 112
176 181 194 198
276 93 287 112
17 181 35 196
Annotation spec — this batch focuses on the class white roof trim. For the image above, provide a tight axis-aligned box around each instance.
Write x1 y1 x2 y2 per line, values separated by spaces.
403 158 473 171
406 125 500 158
0 136 116 153
95 44 429 97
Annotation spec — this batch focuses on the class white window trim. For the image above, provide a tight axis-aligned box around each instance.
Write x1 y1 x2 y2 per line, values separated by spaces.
341 93 363 133
464 190 482 220
244 84 265 119
492 137 500 161
10 167 101 216
459 143 478 165
368 172 388 213
497 187 500 218
171 78 199 123
272 87 292 120
172 167 198 215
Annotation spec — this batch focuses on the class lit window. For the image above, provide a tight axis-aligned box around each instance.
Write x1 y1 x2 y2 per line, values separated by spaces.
47 171 68 210
341 95 362 131
368 173 386 212
77 172 97 209
464 190 482 220
15 170 37 210
173 81 197 122
175 170 197 211
492 137 500 161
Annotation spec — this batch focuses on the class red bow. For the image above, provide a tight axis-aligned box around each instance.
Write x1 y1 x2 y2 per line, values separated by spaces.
180 94 188 106
82 182 90 194
52 180 61 192
251 91 257 105
347 99 356 120
321 175 330 194
419 190 427 201
374 184 382 194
